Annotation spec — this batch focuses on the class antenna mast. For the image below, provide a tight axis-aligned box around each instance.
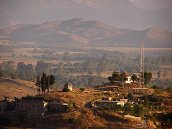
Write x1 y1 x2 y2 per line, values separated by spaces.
140 41 144 87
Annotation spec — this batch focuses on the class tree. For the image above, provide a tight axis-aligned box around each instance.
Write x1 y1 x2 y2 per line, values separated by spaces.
1 61 16 77
144 72 152 84
11 72 18 79
17 62 35 81
39 73 55 94
35 61 51 75
84 59 95 75
36 75 41 95
41 73 47 93
157 71 161 79
131 74 137 82
127 93 133 100
108 71 120 83
131 104 143 117
124 103 132 114
119 72 127 82
56 62 65 76
96 57 107 76
142 95 149 105
88 76 97 86
63 52 70 60
0 70 3 77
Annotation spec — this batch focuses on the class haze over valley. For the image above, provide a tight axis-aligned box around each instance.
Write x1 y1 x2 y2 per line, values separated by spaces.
0 1 172 129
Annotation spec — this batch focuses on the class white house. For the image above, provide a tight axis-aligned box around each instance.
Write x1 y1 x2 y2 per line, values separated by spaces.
64 83 73 91
121 71 132 84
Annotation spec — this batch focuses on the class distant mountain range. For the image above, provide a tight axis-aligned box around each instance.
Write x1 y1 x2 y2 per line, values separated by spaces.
0 0 172 30
0 18 172 48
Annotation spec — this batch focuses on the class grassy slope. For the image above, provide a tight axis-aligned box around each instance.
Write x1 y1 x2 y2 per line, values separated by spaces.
0 77 37 100
1 79 170 128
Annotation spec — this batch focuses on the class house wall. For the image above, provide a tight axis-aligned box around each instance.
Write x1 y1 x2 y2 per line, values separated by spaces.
64 84 73 91
15 101 47 115
95 100 125 108
125 77 132 84
0 102 7 114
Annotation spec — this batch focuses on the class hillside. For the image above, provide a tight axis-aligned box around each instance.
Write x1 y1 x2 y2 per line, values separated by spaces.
0 88 145 128
0 19 172 48
0 77 171 128
0 77 37 100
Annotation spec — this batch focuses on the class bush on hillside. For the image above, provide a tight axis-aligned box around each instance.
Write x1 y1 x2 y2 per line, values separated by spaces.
80 87 85 92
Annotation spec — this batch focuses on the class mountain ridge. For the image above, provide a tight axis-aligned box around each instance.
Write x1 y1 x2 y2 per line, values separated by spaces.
0 19 172 48
0 0 172 30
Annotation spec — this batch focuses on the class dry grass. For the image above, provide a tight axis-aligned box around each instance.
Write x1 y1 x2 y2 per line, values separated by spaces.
49 88 104 108
0 77 37 100
0 81 157 128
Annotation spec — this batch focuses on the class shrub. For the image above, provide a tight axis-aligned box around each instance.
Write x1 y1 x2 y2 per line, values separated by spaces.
63 88 70 92
68 118 79 124
21 95 44 100
131 104 144 117
80 87 85 92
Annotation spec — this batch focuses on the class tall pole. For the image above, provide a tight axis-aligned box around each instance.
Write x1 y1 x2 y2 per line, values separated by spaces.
140 41 144 88
142 42 144 85
140 42 142 88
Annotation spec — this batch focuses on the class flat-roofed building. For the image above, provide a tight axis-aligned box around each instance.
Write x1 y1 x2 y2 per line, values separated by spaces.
15 100 48 116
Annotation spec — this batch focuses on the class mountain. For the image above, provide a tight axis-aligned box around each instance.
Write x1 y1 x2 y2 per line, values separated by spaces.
0 19 172 48
0 0 172 30
118 28 172 47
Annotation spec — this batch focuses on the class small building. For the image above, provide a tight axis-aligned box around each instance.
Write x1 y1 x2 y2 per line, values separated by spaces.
15 100 48 116
93 98 128 108
0 101 7 114
121 72 132 84
64 83 73 91
129 88 148 94
120 99 128 104
96 86 119 91
48 102 68 113
102 97 113 101
116 101 125 107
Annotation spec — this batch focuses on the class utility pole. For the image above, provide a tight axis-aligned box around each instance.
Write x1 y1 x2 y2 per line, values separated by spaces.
140 41 144 87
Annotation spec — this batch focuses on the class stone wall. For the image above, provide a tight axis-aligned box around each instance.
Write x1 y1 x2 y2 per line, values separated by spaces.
48 102 68 113
15 100 48 116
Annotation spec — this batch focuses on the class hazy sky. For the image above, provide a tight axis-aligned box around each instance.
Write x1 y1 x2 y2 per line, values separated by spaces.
130 0 172 10
0 0 172 30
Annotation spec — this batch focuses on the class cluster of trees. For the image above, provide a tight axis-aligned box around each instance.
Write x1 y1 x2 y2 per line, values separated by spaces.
0 59 153 87
36 73 55 93
127 93 165 111
55 74 108 87
144 72 152 84
0 60 108 87
0 60 52 82
0 45 14 53
108 71 128 83
151 112 172 128
101 102 144 117
107 71 152 84
145 56 172 66
0 61 35 81
124 103 144 117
